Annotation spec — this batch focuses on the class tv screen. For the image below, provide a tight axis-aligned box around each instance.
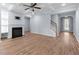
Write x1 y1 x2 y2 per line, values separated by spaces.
15 16 20 20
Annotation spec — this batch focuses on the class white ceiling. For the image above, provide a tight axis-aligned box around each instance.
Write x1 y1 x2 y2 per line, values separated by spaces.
1 3 79 14
39 3 79 9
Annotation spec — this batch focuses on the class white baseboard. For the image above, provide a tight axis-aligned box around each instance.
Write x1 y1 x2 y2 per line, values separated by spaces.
31 32 56 37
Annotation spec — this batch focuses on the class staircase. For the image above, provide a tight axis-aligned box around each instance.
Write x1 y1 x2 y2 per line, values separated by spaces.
50 20 57 37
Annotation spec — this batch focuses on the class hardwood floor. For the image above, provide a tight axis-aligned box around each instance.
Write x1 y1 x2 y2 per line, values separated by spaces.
0 32 79 55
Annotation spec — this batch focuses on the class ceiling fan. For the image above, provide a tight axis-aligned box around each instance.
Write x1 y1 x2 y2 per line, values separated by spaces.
23 3 41 12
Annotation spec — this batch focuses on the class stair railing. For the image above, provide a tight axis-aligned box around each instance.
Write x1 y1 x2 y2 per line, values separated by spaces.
50 20 57 37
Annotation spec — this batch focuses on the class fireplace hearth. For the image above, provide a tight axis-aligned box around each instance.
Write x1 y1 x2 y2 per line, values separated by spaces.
12 27 22 38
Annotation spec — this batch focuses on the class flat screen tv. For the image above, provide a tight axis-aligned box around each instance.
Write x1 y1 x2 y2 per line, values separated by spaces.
15 16 20 20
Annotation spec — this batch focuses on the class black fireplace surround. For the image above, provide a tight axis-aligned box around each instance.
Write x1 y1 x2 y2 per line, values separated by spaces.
12 27 22 38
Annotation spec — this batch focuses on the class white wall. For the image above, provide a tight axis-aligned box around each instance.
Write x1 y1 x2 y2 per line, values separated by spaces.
0 9 1 38
74 8 79 42
8 11 25 38
30 13 56 37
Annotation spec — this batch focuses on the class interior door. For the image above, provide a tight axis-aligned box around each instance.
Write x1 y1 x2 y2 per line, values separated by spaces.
60 16 73 32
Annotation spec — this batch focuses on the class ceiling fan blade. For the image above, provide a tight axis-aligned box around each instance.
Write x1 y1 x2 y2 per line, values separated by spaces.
25 8 30 10
34 7 41 9
23 5 31 7
31 3 37 7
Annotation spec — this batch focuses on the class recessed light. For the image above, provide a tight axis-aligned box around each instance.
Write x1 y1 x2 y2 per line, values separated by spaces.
61 3 66 6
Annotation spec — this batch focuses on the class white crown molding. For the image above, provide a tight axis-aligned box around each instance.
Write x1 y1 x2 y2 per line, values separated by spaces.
50 5 79 15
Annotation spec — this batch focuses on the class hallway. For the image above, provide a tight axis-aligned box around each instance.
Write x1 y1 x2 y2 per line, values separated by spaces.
0 32 79 55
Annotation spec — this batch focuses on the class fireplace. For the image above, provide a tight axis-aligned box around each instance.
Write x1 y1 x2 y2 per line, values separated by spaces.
12 27 22 38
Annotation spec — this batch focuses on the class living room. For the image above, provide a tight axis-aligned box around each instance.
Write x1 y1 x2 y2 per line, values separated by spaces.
0 3 79 55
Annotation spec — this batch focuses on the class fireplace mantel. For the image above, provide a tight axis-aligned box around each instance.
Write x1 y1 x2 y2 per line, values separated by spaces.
8 25 24 38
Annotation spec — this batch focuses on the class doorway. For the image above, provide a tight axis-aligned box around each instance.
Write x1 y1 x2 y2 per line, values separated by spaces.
60 16 73 32
24 17 30 32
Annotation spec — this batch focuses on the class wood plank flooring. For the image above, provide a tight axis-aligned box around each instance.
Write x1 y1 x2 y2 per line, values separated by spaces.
0 32 79 55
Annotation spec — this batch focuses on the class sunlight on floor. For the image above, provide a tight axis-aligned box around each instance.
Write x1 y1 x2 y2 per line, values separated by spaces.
63 32 70 45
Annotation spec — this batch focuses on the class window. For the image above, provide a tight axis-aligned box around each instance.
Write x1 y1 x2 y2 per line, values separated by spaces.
1 9 8 33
